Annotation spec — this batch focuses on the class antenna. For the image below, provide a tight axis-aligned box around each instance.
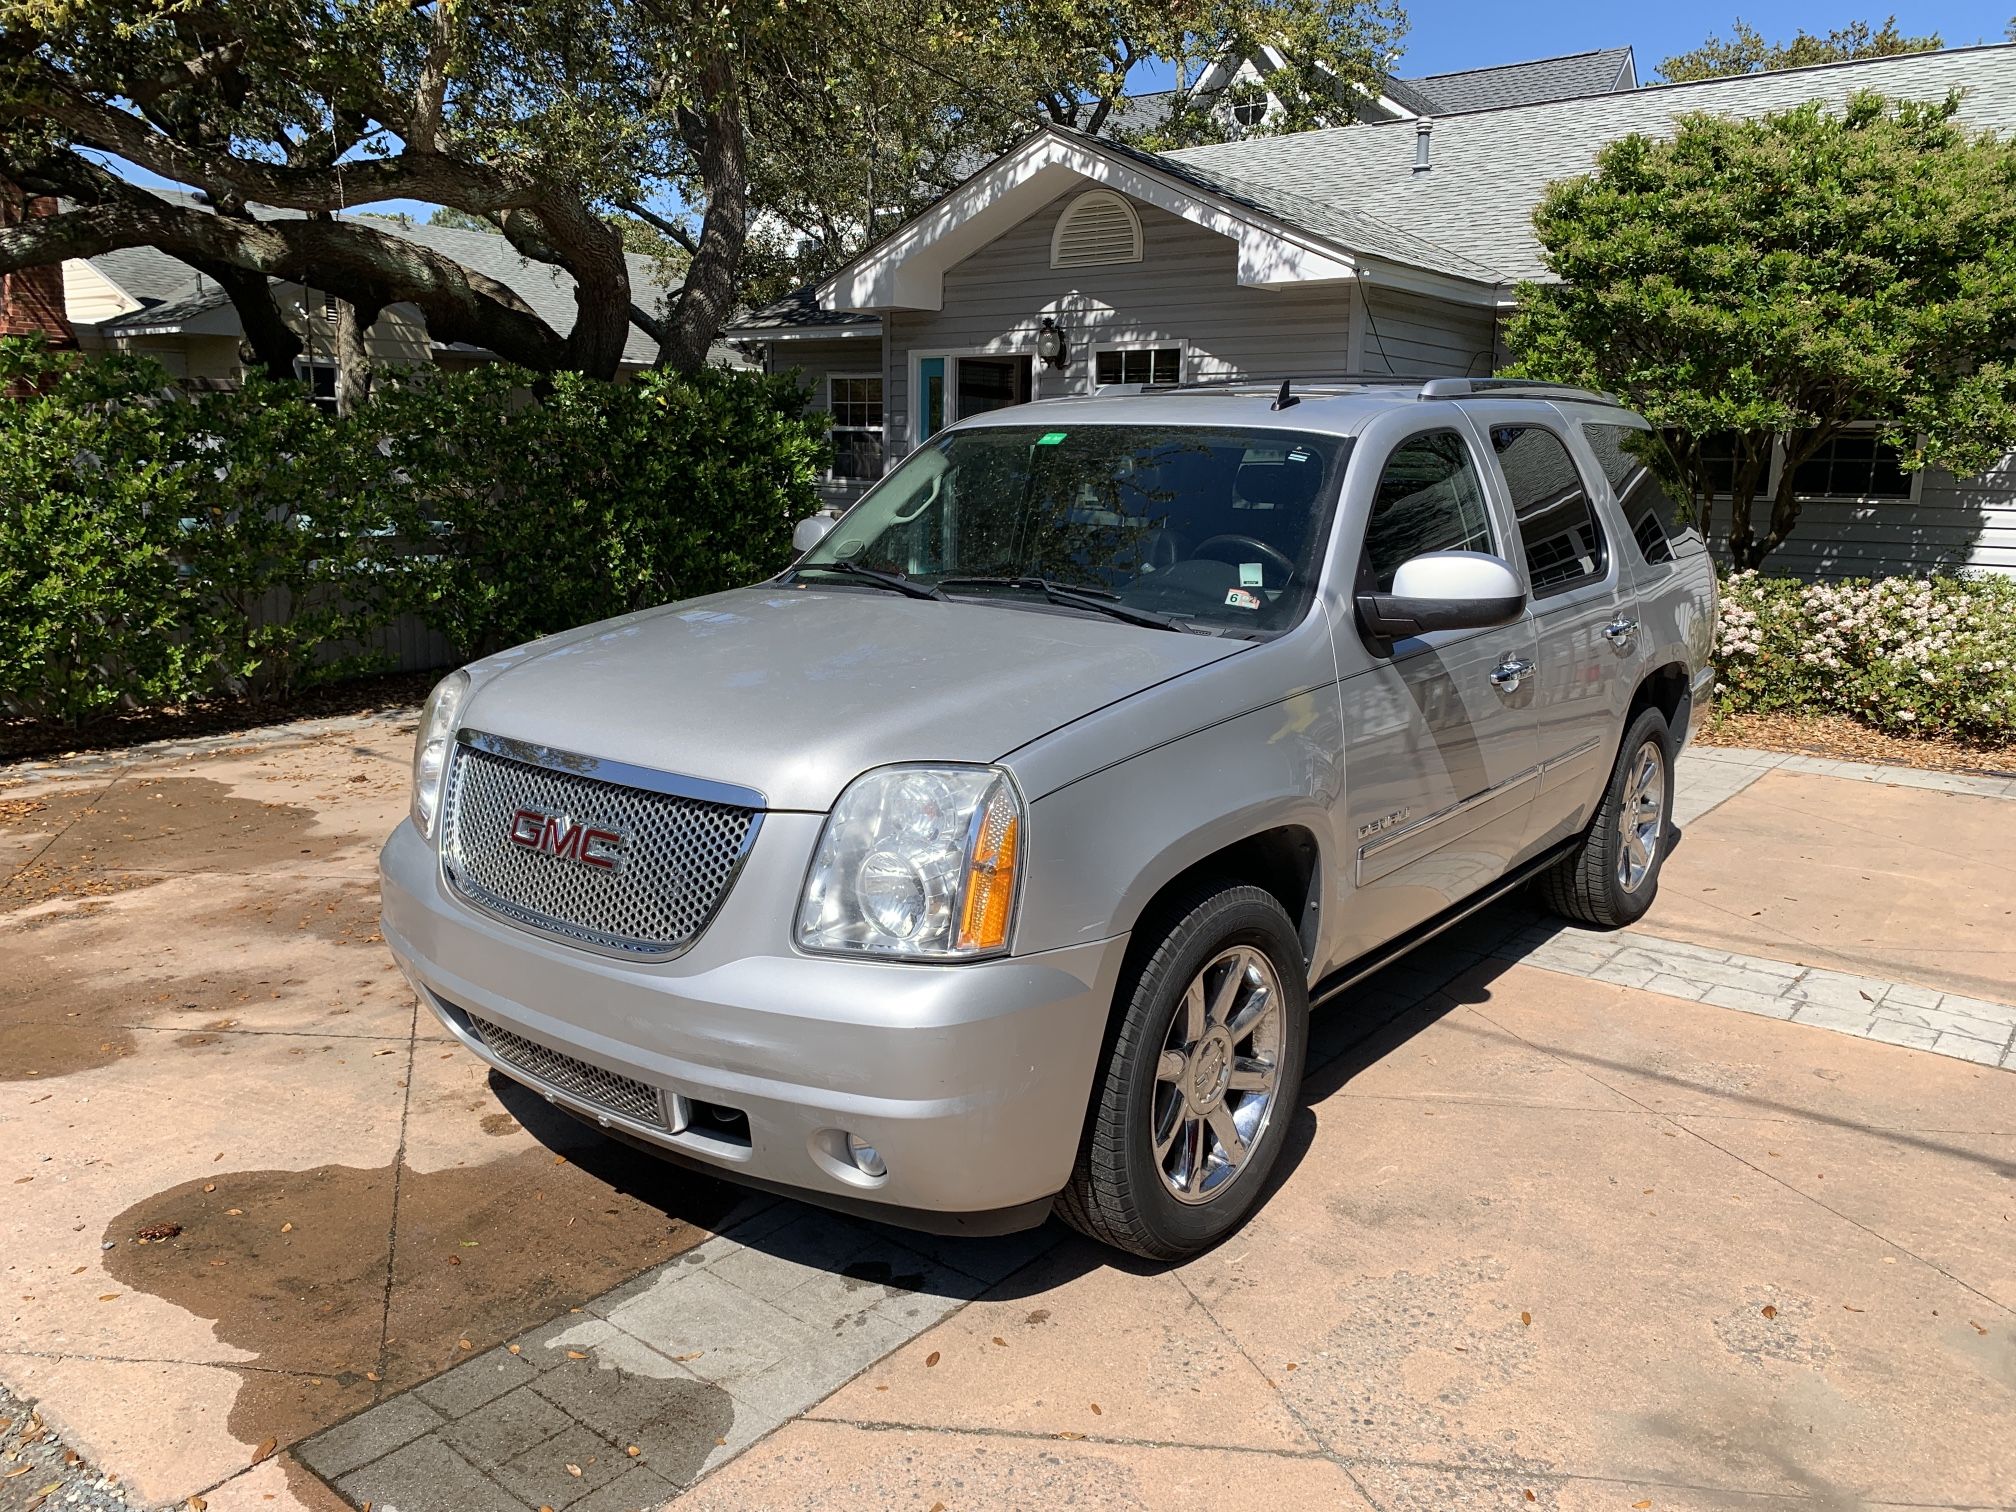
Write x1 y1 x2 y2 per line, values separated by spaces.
1271 378 1299 411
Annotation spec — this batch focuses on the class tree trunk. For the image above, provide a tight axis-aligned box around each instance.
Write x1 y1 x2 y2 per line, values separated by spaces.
333 299 380 415
658 54 748 373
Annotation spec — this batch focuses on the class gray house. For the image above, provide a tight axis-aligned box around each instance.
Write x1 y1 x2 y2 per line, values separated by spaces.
728 44 2016 578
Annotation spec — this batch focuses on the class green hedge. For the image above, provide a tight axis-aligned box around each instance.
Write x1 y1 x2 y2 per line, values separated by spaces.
0 340 825 726
1716 571 2016 743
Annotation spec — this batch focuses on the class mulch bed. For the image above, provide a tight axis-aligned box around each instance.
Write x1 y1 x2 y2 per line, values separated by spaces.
0 671 439 766
1699 710 2016 778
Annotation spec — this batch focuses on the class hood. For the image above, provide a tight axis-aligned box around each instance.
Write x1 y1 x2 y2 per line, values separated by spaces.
458 585 1252 810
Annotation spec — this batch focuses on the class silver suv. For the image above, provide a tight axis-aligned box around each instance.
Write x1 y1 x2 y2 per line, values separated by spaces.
381 376 1715 1260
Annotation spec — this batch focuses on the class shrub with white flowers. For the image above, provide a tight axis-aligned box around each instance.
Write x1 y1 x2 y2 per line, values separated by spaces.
1714 572 2016 743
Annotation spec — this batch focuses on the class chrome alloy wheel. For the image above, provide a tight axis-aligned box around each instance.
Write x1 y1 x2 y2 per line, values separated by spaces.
1152 945 1284 1205
1617 738 1666 894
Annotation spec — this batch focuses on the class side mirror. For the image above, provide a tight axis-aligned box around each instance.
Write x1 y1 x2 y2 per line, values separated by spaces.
1357 550 1525 647
792 511 839 553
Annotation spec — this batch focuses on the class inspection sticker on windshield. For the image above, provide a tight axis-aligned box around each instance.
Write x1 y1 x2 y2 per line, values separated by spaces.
1036 431 1069 445
1225 588 1261 610
1239 562 1264 588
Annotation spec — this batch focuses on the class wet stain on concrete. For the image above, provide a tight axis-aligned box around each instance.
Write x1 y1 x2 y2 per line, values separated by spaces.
101 1139 738 1460
478 1113 521 1137
1 874 390 1082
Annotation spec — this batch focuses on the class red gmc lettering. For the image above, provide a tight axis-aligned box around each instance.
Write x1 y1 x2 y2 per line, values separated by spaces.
508 809 622 871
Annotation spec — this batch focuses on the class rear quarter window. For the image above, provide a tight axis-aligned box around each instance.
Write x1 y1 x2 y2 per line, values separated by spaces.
1582 422 1706 565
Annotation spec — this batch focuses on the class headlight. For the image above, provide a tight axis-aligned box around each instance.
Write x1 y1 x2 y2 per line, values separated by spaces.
410 669 470 838
797 765 1024 959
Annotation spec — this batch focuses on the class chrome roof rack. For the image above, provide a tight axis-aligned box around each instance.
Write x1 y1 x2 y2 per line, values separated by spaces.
1133 373 1625 407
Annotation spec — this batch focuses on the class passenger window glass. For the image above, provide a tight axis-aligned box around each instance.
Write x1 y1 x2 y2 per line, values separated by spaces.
1491 425 1607 597
1583 422 1702 566
1362 430 1494 592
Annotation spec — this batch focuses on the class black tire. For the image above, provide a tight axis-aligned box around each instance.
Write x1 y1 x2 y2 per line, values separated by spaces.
1538 707 1674 927
1057 882 1309 1261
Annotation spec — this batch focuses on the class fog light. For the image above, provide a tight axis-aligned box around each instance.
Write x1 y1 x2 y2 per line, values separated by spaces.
846 1133 887 1178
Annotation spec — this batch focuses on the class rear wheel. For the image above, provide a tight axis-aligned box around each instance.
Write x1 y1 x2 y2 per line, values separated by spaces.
1058 883 1308 1261
1539 707 1673 927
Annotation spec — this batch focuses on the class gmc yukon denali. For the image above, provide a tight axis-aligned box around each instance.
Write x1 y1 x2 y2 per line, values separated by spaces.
380 376 1716 1260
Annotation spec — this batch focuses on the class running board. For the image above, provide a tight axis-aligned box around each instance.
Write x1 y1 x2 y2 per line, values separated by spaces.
1309 838 1580 1009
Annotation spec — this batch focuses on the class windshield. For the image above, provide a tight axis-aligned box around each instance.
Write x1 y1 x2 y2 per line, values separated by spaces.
795 423 1350 635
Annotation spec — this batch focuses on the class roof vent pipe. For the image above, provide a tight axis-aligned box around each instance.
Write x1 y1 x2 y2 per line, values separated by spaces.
1413 119 1433 173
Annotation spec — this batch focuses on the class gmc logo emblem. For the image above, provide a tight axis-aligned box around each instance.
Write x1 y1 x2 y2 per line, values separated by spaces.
508 808 629 873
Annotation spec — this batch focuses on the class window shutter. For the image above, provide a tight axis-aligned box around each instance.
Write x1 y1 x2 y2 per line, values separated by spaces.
1051 192 1143 269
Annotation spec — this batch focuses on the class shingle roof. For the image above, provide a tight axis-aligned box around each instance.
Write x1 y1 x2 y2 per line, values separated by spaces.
1166 44 2016 287
93 194 679 364
1088 130 1503 283
729 285 880 333
1406 46 1636 114
87 244 204 306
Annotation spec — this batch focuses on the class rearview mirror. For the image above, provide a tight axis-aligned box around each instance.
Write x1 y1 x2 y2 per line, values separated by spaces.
792 511 839 553
1357 550 1525 648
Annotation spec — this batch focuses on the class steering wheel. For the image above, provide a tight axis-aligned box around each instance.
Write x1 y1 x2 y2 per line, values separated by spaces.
1193 534 1296 586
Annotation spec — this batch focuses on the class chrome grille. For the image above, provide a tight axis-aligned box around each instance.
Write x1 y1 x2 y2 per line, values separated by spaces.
468 1014 666 1127
442 740 759 958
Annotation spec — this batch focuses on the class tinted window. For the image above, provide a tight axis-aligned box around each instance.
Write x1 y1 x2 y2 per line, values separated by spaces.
1492 425 1606 597
1362 430 1494 592
1584 422 1702 565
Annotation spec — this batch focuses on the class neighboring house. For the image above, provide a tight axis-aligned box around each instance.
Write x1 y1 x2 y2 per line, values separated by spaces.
728 44 2016 578
57 194 726 394
1110 43 1638 136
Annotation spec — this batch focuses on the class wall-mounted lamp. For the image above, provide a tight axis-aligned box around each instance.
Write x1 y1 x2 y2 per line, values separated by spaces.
1036 316 1069 370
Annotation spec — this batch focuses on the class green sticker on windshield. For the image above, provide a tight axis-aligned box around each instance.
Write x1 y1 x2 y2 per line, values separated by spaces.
1036 431 1068 445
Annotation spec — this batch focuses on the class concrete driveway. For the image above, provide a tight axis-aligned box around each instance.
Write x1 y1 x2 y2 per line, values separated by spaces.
3 726 2012 1511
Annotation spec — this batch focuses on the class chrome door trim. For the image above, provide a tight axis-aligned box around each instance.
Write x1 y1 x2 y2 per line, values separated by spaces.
1540 734 1603 773
1356 763 1541 881
455 727 769 811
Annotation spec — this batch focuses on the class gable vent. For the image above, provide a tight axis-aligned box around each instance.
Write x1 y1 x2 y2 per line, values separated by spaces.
1051 191 1143 269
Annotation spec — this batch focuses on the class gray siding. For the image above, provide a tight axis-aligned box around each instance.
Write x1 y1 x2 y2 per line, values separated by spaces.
1709 456 2016 580
882 190 1493 458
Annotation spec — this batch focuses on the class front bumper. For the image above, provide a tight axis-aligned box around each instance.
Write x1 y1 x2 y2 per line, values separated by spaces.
379 817 1125 1228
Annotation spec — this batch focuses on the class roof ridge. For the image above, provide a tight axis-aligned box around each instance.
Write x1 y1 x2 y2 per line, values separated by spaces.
1408 44 1630 83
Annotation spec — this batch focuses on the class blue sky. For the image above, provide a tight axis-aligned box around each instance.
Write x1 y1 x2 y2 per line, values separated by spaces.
107 3 2015 222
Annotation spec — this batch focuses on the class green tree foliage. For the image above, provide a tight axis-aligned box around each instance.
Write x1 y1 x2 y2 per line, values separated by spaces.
1 0 1409 355
0 339 825 724
1507 93 2016 569
1657 15 1942 82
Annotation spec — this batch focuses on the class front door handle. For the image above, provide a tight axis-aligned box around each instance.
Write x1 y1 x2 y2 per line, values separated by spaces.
1490 656 1534 693
1603 618 1640 648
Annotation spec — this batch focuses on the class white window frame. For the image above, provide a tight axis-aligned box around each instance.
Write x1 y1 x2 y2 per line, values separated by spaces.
1050 190 1144 270
1091 341 1187 389
824 371 885 483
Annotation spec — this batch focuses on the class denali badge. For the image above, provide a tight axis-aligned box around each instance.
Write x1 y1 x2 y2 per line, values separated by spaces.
508 808 630 873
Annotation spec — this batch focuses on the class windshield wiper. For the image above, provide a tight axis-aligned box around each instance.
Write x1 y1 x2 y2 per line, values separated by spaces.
797 560 945 600
937 576 1196 633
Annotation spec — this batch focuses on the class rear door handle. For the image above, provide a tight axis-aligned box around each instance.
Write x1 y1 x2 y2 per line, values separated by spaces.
1603 618 1640 648
1490 656 1534 693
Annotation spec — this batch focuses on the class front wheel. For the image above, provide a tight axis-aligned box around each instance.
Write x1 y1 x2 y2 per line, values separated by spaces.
1058 883 1309 1261
1538 707 1674 927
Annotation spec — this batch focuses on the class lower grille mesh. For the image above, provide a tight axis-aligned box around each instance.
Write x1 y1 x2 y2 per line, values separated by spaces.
468 1014 665 1127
